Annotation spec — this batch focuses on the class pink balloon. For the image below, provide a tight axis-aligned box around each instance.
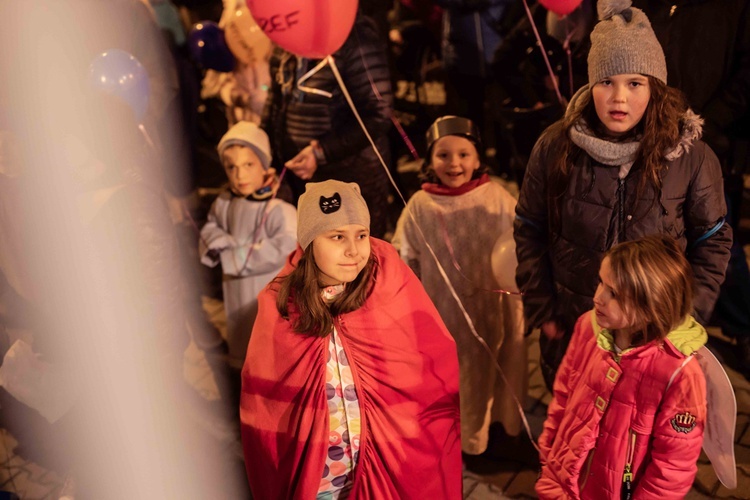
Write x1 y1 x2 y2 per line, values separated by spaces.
539 0 583 16
246 0 358 59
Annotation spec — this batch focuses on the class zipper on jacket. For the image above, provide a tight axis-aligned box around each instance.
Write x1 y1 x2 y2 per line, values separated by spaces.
621 430 636 499
616 178 626 244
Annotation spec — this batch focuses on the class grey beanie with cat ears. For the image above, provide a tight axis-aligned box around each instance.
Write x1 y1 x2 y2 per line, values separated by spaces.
297 180 371 250
588 0 667 85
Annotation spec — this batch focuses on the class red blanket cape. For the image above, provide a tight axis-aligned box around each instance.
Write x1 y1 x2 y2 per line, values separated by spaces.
240 238 462 498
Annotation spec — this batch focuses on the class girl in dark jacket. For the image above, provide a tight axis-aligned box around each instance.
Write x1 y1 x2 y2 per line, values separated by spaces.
514 0 732 390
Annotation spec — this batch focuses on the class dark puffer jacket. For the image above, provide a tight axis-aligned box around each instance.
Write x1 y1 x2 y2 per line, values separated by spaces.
262 15 393 237
515 114 732 336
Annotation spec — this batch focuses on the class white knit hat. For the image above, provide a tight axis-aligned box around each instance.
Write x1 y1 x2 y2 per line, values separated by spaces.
217 121 272 170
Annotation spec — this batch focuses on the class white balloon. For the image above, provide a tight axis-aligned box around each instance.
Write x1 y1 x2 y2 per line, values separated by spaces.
491 228 519 293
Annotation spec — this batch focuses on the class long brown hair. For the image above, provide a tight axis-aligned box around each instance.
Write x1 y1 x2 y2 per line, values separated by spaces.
546 77 689 229
275 244 376 337
606 235 694 344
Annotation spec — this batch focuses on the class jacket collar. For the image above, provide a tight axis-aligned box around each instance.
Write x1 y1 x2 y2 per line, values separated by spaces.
591 310 707 357
421 173 490 196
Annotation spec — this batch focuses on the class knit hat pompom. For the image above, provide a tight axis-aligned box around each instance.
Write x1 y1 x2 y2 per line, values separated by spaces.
597 0 632 20
587 0 667 85
297 180 371 250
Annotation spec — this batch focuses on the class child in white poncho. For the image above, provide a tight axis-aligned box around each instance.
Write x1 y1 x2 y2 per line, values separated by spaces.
392 116 526 455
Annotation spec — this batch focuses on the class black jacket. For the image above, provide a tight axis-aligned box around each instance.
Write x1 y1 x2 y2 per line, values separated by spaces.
515 119 732 334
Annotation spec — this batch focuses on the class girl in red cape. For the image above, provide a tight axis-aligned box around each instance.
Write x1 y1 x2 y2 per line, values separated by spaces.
240 180 462 499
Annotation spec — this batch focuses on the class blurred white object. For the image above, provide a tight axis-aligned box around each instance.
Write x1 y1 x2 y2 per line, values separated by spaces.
696 346 737 489
491 228 519 294
0 339 78 423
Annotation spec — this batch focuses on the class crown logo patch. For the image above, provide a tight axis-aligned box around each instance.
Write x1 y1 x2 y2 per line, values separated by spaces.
670 411 697 434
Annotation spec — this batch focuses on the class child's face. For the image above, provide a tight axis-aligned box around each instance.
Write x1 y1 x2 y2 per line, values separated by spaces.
312 224 371 286
222 145 267 197
592 73 651 137
593 256 634 331
429 135 480 188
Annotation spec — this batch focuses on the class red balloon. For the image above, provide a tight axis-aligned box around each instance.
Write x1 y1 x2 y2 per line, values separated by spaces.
246 0 358 58
539 0 583 16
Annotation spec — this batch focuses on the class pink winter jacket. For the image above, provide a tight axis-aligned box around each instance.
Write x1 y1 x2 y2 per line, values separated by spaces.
537 311 707 499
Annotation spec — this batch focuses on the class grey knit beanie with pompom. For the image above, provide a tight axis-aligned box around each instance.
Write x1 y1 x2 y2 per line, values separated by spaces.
587 0 667 85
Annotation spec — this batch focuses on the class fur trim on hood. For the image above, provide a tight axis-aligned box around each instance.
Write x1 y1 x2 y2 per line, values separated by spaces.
665 108 703 161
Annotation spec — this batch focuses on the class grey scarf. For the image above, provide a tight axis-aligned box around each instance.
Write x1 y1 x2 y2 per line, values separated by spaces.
569 120 640 178
565 84 704 178
567 85 640 178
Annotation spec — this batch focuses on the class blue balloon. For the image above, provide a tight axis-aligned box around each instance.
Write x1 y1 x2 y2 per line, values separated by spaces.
188 21 235 73
88 49 150 122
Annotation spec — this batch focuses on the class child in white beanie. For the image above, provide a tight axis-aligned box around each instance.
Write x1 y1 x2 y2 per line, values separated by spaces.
200 121 297 378
515 0 730 393
239 180 462 499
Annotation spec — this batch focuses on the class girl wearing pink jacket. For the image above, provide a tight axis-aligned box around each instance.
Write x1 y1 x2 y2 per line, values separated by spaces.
537 235 707 499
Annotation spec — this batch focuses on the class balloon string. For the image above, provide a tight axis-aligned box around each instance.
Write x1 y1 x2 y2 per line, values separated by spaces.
237 167 287 272
522 0 565 107
297 58 333 98
564 17 575 99
180 201 211 250
436 213 523 296
353 30 420 161
393 115 419 161
327 55 538 453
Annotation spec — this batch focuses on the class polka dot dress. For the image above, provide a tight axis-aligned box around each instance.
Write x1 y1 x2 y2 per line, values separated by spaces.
317 326 361 497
